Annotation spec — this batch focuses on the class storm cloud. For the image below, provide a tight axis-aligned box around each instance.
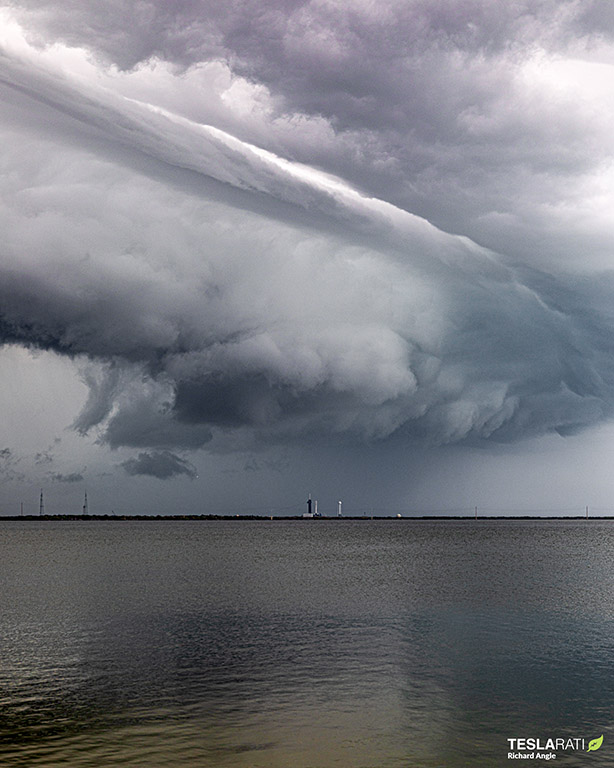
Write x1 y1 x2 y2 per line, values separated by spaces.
121 451 198 480
2 0 614 468
50 471 84 483
0 447 23 482
6 0 614 264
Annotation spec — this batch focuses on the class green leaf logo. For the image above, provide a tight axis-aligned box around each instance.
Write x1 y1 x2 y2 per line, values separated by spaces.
588 735 604 752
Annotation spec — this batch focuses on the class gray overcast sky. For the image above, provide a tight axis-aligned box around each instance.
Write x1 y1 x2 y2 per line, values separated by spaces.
2 0 614 515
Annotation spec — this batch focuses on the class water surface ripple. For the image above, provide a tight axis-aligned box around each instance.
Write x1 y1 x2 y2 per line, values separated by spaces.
1 519 613 767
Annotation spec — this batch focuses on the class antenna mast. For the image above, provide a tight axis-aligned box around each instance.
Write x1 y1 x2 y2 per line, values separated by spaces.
83 491 89 516
39 489 44 517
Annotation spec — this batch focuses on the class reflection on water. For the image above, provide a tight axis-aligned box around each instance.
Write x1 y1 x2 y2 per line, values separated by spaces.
1 520 614 766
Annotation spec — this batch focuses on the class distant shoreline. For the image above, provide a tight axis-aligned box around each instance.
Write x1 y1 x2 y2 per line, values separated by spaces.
0 514 612 521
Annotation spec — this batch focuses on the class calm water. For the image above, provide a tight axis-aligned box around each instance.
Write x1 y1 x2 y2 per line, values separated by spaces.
1 519 614 767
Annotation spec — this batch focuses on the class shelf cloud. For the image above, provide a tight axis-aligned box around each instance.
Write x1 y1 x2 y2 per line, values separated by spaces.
2 1 614 501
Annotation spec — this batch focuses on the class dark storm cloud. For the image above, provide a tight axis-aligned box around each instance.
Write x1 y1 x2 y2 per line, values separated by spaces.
575 3 614 38
50 471 84 483
2 0 614 456
104 398 214 450
2 1 575 77
34 450 53 465
243 456 290 473
121 450 198 480
0 447 24 481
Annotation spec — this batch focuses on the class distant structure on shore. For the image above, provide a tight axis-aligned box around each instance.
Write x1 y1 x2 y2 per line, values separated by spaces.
338 500 342 517
303 494 325 517
303 494 313 518
82 491 89 516
39 489 44 517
